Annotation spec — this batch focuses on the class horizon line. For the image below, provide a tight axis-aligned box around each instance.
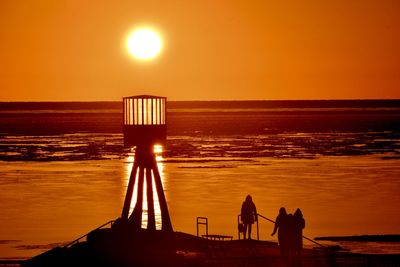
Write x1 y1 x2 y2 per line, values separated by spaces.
1 98 400 103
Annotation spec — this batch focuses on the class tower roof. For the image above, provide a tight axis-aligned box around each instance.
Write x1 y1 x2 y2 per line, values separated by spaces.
123 95 166 99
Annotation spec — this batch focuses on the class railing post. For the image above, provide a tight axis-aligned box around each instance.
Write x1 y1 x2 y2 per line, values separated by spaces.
257 217 259 241
197 217 199 237
237 215 241 240
196 217 208 238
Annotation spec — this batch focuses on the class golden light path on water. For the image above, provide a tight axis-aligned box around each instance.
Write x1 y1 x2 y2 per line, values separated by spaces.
1 155 400 258
124 145 164 230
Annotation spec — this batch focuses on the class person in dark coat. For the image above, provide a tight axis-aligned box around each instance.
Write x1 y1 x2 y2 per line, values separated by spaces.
293 208 305 256
240 195 257 240
287 213 297 266
271 207 289 257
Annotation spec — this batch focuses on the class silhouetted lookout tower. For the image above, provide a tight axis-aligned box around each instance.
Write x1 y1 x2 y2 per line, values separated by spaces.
121 95 172 232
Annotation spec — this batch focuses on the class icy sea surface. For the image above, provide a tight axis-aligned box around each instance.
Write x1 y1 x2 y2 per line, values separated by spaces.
0 100 399 258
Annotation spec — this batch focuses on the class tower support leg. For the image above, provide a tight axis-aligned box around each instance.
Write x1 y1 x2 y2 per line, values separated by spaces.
152 157 173 232
121 146 173 233
146 167 156 231
130 166 144 229
121 162 138 220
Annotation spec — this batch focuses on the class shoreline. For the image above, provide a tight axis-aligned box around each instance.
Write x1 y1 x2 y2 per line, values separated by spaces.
316 235 400 242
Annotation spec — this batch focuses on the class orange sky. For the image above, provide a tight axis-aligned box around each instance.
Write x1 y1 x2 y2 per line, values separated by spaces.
0 0 399 101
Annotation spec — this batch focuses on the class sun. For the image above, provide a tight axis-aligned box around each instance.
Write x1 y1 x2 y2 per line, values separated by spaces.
126 28 163 60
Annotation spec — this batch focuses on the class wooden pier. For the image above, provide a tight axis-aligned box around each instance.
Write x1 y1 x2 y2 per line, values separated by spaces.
19 230 400 267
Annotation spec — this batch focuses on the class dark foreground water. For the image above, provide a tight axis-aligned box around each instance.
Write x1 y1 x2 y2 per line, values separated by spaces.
0 100 399 258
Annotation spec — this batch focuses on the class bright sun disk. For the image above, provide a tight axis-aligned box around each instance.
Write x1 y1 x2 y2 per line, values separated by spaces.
126 28 162 60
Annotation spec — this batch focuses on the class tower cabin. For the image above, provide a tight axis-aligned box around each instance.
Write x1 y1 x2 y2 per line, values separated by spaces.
121 95 172 233
123 95 166 147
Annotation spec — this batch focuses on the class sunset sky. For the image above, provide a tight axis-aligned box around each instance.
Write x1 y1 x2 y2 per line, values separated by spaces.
0 0 399 101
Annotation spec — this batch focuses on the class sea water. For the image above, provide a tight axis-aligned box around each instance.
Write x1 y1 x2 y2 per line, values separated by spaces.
0 100 399 258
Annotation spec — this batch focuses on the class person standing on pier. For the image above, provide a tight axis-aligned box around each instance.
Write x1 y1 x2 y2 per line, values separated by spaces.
240 195 258 240
271 207 289 258
293 208 305 256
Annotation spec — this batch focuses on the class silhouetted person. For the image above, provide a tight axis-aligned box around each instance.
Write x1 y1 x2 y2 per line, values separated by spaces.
271 207 289 258
240 195 257 240
286 213 296 266
293 208 305 257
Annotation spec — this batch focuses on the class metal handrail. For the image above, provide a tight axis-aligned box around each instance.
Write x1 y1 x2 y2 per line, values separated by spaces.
257 213 274 223
256 213 325 248
64 220 115 248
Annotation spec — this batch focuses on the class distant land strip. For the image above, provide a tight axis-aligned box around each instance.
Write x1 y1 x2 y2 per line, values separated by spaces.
0 99 400 110
315 235 400 242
